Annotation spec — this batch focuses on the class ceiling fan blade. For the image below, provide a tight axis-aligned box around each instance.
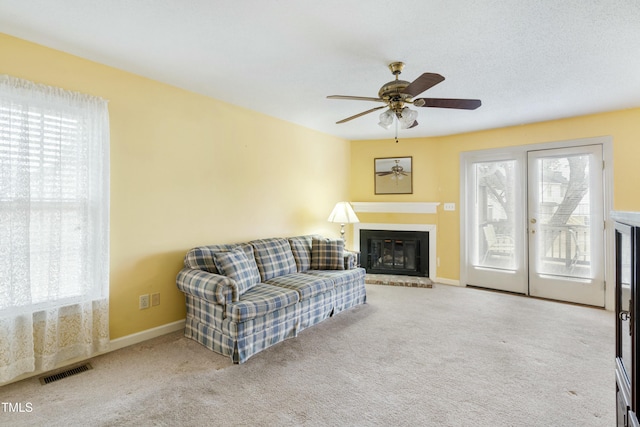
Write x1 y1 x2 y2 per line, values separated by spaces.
402 73 445 97
336 106 386 124
414 98 482 110
327 95 386 102
408 120 419 129
376 172 394 176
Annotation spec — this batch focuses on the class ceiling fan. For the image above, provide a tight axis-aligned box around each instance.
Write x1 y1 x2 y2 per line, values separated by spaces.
327 62 481 130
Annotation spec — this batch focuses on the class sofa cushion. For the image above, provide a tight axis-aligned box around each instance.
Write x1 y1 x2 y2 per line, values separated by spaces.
304 267 365 289
250 238 298 281
213 248 261 295
225 283 300 322
265 273 334 300
288 235 321 272
310 237 345 270
185 243 254 274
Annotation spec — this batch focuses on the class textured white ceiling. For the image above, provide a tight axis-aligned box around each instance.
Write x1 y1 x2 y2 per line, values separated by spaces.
1 0 639 140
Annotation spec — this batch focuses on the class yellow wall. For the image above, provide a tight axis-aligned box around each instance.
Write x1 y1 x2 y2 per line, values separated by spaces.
350 137 440 248
351 108 640 281
0 33 351 339
4 30 640 336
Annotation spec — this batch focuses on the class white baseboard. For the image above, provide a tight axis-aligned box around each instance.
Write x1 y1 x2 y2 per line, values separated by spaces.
109 319 185 352
0 319 186 387
435 277 462 286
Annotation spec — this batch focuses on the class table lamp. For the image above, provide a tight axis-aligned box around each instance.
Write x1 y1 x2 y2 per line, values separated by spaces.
327 202 360 242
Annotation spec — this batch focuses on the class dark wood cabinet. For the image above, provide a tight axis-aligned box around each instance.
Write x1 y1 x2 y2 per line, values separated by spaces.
614 212 640 427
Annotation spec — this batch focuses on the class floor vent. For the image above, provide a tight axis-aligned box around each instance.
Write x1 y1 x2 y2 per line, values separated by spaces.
39 363 93 385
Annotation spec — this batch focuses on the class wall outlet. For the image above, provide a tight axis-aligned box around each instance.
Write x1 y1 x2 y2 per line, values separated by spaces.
151 293 160 307
139 294 150 310
444 203 456 211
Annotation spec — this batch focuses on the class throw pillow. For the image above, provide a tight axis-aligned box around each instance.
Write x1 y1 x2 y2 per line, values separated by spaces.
212 248 261 295
310 237 345 270
288 235 321 272
250 238 298 281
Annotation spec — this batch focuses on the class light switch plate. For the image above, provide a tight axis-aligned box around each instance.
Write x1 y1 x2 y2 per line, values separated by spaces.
444 203 456 211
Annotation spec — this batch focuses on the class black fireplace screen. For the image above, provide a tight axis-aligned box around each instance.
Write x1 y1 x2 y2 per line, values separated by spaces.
360 230 429 277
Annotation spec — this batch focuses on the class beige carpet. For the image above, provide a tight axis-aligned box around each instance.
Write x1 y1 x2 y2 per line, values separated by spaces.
0 284 614 426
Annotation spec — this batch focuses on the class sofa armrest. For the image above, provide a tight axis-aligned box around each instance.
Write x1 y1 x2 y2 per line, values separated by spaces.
343 250 360 270
176 268 238 305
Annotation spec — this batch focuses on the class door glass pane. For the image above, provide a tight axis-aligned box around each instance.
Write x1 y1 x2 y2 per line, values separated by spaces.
371 239 382 269
473 160 517 269
383 239 393 267
392 240 401 268
534 155 591 278
404 241 416 270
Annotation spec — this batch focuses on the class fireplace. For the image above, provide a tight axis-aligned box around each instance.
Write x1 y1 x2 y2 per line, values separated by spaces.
360 229 429 277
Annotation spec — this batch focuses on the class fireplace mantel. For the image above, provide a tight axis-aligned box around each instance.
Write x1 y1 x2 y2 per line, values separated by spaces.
351 202 440 214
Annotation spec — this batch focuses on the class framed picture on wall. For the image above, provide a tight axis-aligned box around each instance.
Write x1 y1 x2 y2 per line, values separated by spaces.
374 156 413 194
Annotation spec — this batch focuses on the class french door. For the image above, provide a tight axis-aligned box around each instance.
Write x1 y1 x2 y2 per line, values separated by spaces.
527 145 604 306
464 155 527 294
463 142 606 307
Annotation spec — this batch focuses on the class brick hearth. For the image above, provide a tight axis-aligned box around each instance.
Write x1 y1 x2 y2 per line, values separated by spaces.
365 273 433 288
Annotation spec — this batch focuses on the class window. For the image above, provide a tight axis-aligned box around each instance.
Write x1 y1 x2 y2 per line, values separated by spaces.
0 75 109 383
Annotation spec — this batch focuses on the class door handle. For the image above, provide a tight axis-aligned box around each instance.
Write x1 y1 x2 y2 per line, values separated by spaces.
620 306 633 336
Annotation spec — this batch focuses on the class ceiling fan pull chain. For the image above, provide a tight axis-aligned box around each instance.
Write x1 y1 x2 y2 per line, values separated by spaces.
395 119 399 143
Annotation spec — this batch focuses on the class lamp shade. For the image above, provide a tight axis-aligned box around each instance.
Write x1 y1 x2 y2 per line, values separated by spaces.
327 202 360 224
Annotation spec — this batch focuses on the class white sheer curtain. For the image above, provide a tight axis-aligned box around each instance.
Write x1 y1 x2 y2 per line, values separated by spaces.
0 75 109 383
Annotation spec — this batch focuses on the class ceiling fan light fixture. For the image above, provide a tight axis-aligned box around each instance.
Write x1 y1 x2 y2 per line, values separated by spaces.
398 107 418 129
378 109 394 129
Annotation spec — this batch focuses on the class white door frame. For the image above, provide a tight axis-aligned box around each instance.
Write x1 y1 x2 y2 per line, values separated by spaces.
460 135 614 310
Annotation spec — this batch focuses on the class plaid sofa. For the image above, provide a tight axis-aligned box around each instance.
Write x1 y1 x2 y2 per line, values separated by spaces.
176 235 366 363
